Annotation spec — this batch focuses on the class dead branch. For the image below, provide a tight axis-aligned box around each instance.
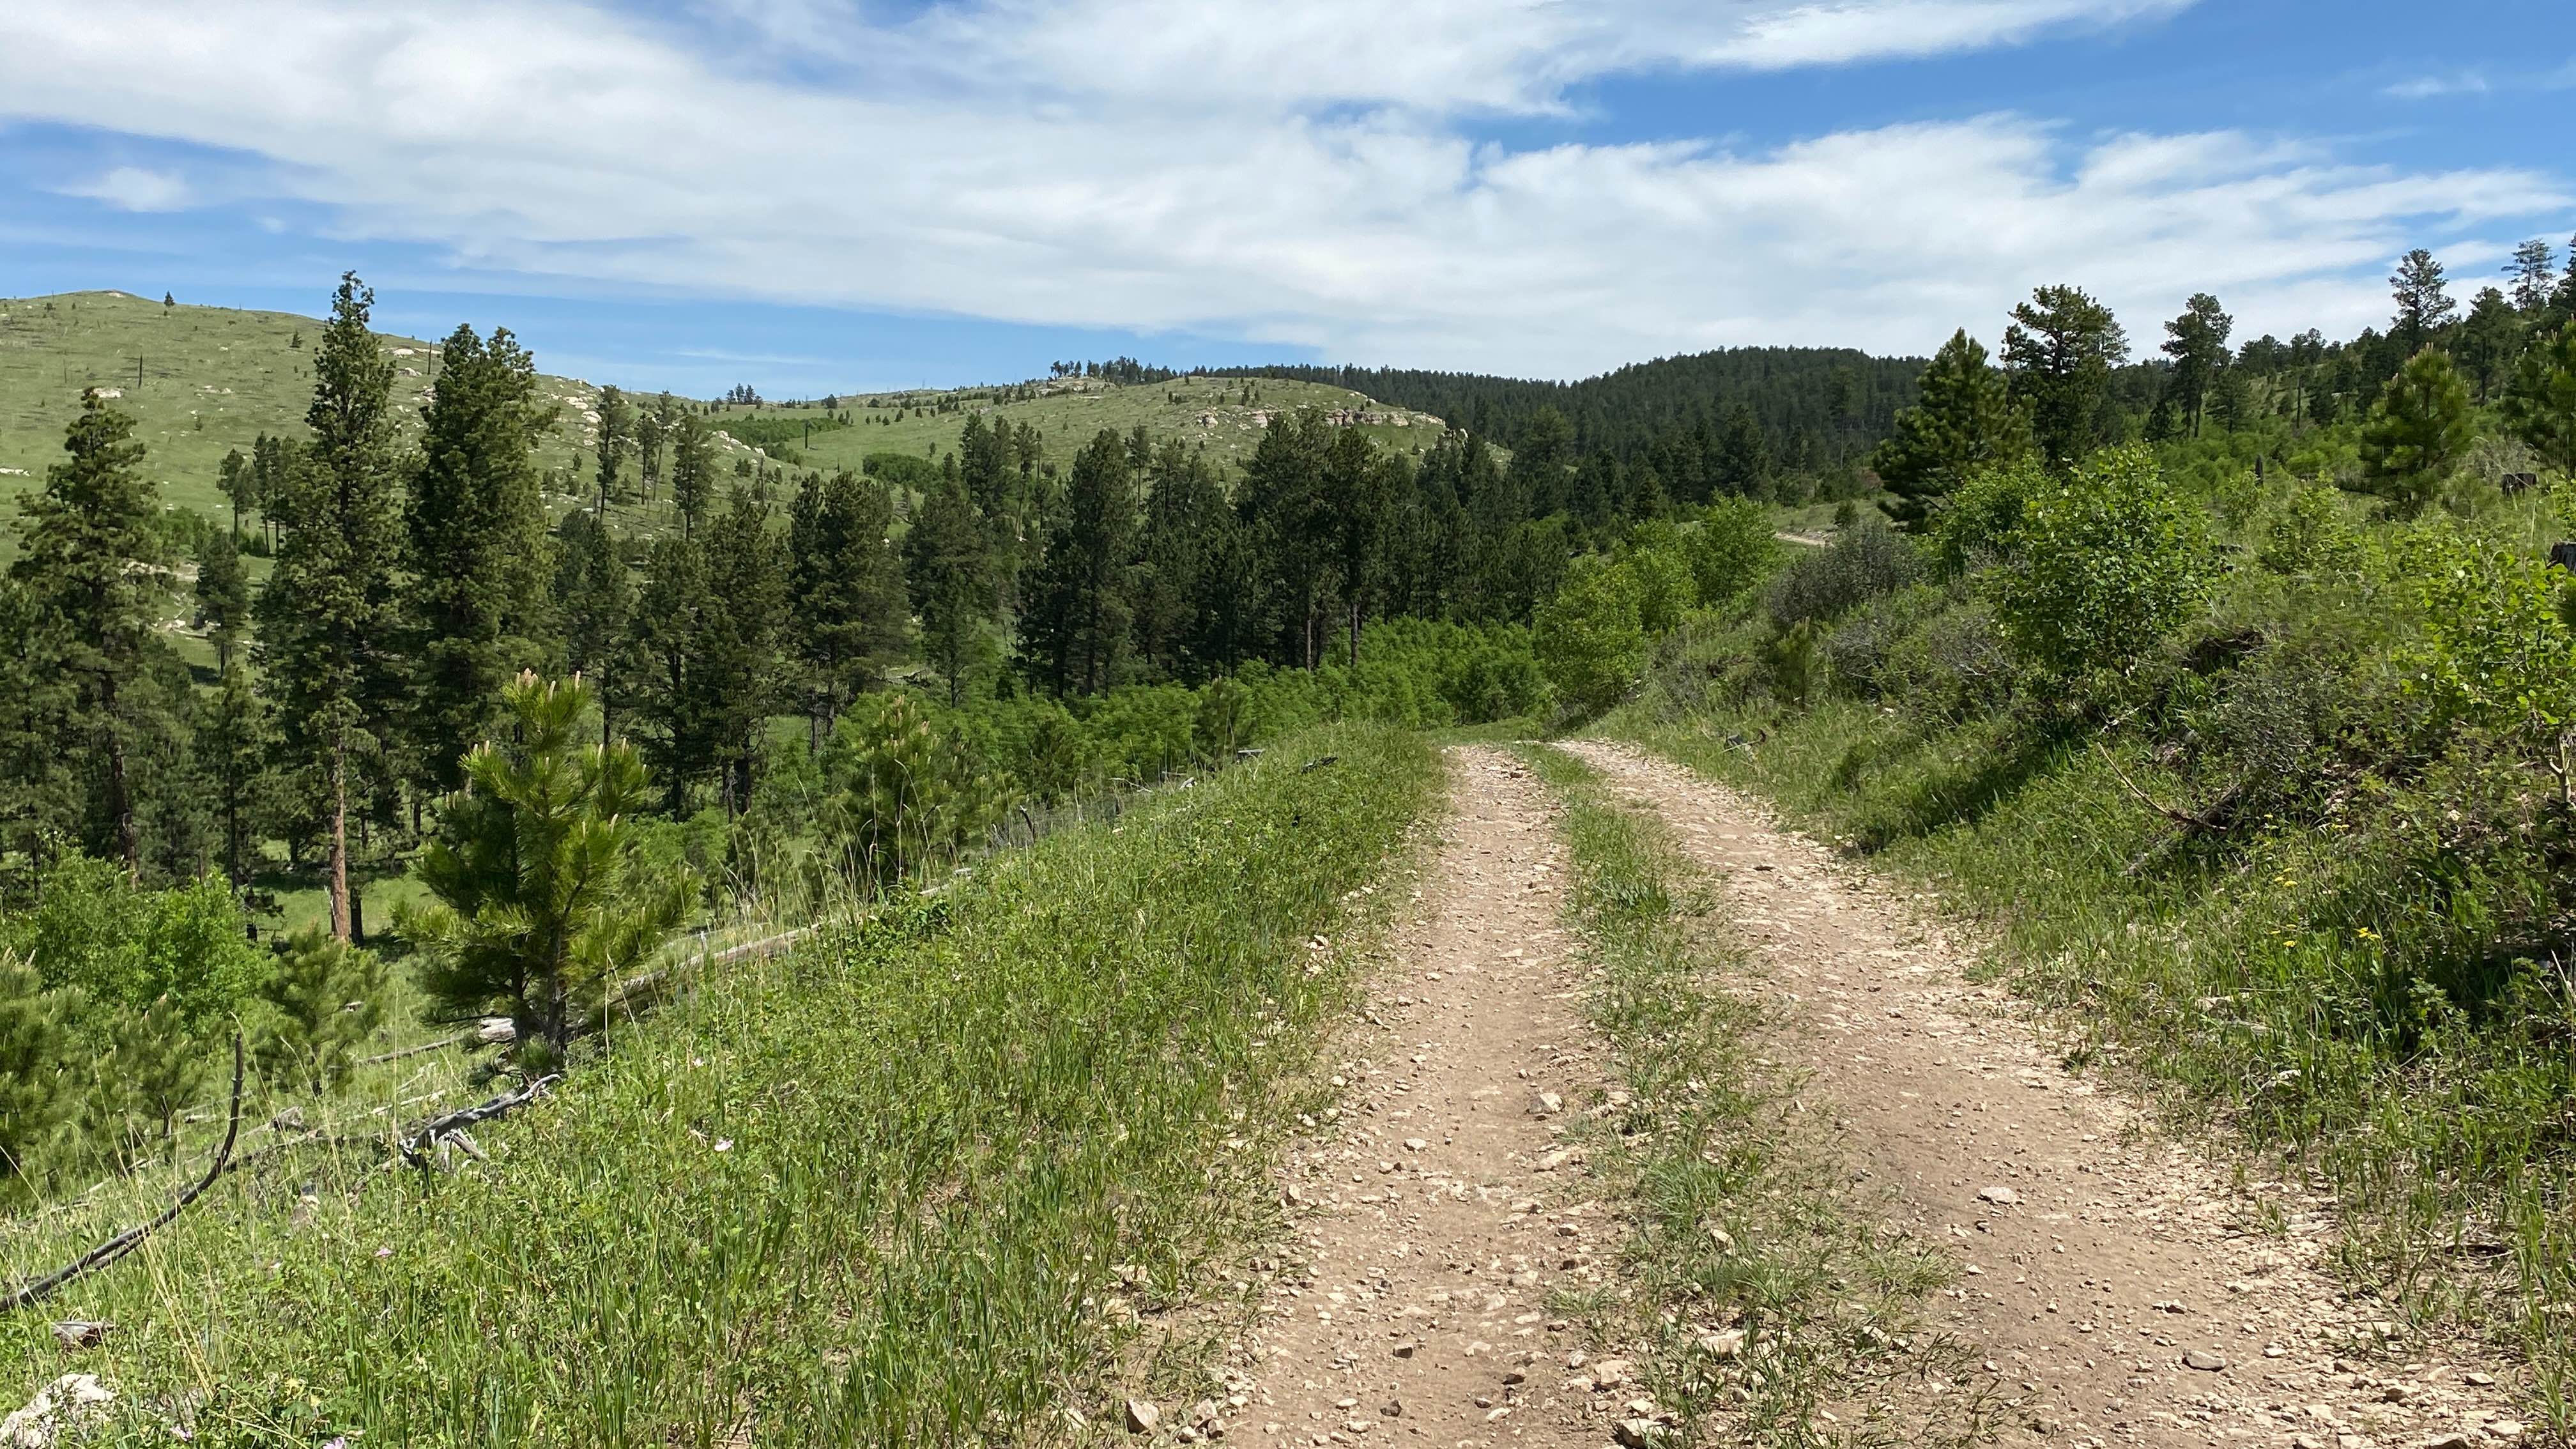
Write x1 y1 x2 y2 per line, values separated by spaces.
3 1036 245 1314
400 1075 562 1169
2094 742 2230 832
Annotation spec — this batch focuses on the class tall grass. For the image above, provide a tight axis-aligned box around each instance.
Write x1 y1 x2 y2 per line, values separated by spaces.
1522 745 1984 1448
0 723 1437 1446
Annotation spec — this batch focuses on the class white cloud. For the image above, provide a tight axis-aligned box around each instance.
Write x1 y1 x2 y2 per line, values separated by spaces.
0 0 2563 376
2384 70 2492 100
60 164 191 211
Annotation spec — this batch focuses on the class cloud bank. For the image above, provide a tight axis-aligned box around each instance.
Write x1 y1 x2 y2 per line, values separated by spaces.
1 0 2563 376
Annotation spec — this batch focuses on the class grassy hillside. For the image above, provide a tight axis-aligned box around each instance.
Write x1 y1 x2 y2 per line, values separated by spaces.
709 374 1448 480
0 292 1452 557
0 291 633 540
0 725 1436 1445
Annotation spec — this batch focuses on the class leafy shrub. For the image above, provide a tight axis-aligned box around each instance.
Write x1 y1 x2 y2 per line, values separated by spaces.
1984 446 2216 678
2257 487 2364 576
2394 522 2576 749
1765 517 1919 628
1534 556 1649 717
2 857 265 1026
1929 458 2042 575
1685 498 1781 605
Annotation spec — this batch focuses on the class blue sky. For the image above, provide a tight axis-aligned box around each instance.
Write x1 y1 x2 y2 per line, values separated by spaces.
3 0 2571 397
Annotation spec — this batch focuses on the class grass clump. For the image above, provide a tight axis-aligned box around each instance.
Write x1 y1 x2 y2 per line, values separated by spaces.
1522 744 1985 1448
0 723 1437 1446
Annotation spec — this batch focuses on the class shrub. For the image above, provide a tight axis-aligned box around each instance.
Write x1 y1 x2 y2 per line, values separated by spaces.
1984 446 2216 678
1685 498 1781 605
1930 457 2043 575
3 857 265 1027
2257 487 2364 576
254 928 389 1098
1765 517 1919 629
1535 556 1650 717
2395 522 2576 749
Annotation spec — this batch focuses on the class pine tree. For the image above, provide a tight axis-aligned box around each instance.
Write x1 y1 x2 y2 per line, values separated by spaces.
2003 285 2129 468
404 324 555 794
195 666 267 891
2501 319 2576 479
2359 348 2475 517
904 468 993 708
1130 440 1232 681
253 926 387 1097
636 394 671 502
194 528 250 677
1023 429 1137 694
1871 330 2030 528
2453 288 2526 402
594 384 631 515
2159 293 2233 436
402 674 692 1064
669 411 716 537
0 955 75 1182
1236 411 1337 666
257 273 403 940
786 470 909 743
2510 238 2558 314
215 447 252 539
553 511 634 737
698 488 788 812
631 535 721 813
2389 248 2458 353
1321 429 1396 665
9 390 176 872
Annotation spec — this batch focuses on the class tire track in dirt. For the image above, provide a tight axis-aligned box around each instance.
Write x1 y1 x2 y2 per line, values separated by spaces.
1207 748 1628 1449
1562 739 2533 1449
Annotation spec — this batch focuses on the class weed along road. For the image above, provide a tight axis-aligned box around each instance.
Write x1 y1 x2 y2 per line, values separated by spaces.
1561 740 2530 1449
1223 749 1614 1446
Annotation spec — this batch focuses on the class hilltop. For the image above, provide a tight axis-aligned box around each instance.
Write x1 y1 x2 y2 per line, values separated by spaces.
0 293 1453 554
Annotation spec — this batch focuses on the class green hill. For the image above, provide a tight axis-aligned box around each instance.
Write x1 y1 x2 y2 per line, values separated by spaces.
0 291 640 540
0 292 1453 555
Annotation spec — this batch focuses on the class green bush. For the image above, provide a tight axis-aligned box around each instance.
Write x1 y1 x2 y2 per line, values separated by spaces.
1534 556 1650 717
2257 486 2365 576
2 857 265 1027
1984 446 2216 678
1765 517 1919 628
1686 497 1781 604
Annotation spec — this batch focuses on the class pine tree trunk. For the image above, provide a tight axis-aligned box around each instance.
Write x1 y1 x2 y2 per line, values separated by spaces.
328 732 351 941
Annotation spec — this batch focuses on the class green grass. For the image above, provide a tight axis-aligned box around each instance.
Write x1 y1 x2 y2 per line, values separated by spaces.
0 723 1438 1445
0 291 613 548
1522 743 1986 1448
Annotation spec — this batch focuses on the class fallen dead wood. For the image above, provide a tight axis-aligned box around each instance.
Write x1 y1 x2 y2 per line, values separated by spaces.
3 1037 245 1314
400 1075 562 1169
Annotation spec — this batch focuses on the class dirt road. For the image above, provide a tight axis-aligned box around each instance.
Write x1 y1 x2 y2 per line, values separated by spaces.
1223 749 1618 1448
1561 740 2530 1449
